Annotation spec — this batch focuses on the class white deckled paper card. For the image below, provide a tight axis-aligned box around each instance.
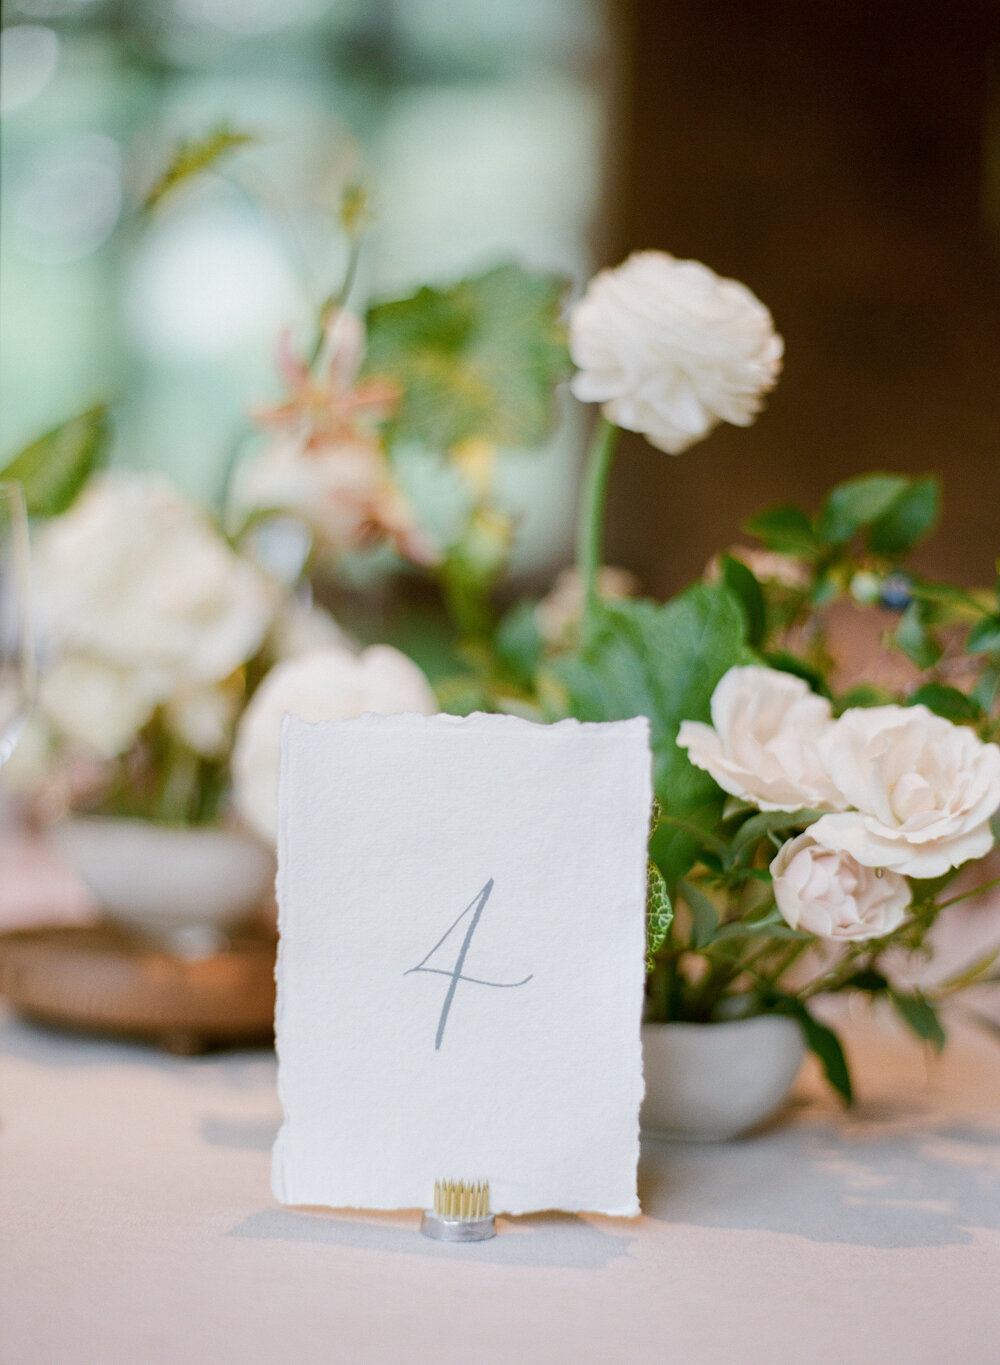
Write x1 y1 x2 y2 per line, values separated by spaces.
271 711 652 1216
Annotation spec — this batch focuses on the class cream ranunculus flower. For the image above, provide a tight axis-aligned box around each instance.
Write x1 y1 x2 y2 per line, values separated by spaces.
568 251 783 454
677 665 846 812
771 833 911 941
232 644 438 842
33 474 278 756
809 704 1000 878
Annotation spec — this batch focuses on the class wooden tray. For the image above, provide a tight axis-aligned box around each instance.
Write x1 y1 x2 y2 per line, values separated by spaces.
0 923 277 1053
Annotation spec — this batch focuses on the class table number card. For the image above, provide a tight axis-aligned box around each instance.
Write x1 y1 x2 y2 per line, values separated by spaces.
272 711 652 1217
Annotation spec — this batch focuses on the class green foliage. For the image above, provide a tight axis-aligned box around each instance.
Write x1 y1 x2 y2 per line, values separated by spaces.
762 652 831 697
868 477 939 555
895 601 943 669
2 405 109 516
678 878 720 948
835 684 894 712
720 554 766 647
906 683 981 724
889 989 946 1051
556 584 752 884
744 504 823 558
494 599 544 685
818 473 912 545
645 863 673 972
365 264 570 452
730 808 821 859
778 998 854 1103
966 616 1000 656
748 473 939 567
144 126 257 211
973 663 1000 715
840 969 889 993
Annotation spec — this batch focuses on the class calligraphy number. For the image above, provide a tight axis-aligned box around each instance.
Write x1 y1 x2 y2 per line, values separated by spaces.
404 878 532 1050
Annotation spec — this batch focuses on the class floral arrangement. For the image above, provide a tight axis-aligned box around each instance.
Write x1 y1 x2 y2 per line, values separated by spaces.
6 129 1000 1100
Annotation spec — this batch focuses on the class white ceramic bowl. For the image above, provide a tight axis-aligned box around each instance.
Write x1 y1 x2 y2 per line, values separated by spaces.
52 816 276 936
641 1015 806 1141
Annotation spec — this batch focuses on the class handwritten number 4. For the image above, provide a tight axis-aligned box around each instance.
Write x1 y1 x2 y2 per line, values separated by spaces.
405 878 532 1050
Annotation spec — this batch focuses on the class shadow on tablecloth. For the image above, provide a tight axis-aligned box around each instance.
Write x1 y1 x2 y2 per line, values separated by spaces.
229 1204 636 1269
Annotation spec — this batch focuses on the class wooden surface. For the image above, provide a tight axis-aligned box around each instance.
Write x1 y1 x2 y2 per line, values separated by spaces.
0 924 276 1054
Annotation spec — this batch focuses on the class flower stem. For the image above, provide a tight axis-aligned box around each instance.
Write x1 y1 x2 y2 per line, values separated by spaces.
575 417 619 643
934 873 1000 911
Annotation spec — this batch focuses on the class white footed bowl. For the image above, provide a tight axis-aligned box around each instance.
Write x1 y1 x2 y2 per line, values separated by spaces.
52 816 275 937
641 1015 805 1141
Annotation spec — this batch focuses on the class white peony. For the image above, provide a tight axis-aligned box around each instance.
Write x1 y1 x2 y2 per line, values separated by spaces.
771 833 911 941
810 704 1000 878
39 657 158 759
232 644 438 842
568 251 783 454
677 665 846 812
32 474 278 758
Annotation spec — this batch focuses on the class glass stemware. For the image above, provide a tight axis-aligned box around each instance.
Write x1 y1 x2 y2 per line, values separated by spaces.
0 482 34 769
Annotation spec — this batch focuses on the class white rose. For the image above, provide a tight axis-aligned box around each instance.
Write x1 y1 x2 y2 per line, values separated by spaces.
33 475 277 755
568 251 783 454
810 704 1000 878
232 644 438 842
771 833 911 941
677 665 846 812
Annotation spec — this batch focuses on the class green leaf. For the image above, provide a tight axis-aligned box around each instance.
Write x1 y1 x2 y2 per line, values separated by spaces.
712 915 812 943
895 601 943 669
906 683 981 723
493 599 543 685
744 504 823 558
556 584 752 884
818 473 910 545
842 969 889 993
731 808 822 858
966 617 1000 656
910 580 986 613
649 796 726 887
365 263 570 452
1 405 109 516
835 684 894 711
973 662 1000 715
889 990 946 1051
721 554 766 648
780 999 853 1103
645 863 673 971
678 879 720 948
762 651 831 697
144 125 257 211
868 476 939 555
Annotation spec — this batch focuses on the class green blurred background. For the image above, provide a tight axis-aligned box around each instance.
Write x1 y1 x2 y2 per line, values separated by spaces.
0 0 613 579
4 0 1000 592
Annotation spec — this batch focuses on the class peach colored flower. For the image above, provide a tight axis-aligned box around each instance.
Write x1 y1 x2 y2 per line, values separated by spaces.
810 704 1000 878
771 833 910 941
678 665 845 812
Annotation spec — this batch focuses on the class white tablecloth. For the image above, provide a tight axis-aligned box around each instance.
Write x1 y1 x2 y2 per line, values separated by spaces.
2 999 999 1365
